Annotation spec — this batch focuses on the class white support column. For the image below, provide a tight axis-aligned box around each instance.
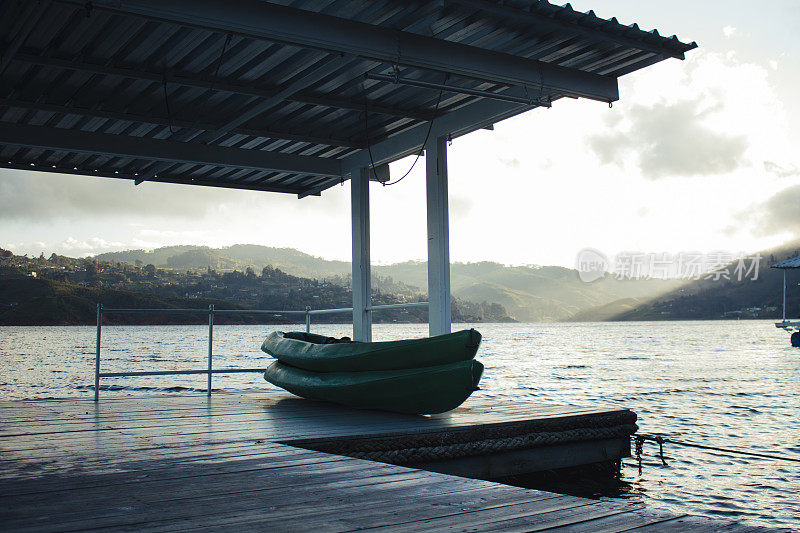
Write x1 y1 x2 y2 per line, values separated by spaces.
351 167 372 342
426 135 452 336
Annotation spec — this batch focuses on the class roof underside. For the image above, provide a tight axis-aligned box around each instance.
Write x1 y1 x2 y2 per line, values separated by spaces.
0 0 696 197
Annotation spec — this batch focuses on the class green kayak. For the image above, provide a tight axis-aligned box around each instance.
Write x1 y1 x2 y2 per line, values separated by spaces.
261 329 481 372
263 359 484 414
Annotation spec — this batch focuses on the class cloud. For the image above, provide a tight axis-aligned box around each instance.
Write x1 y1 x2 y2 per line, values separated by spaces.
2 237 128 257
59 237 124 253
746 184 800 237
587 99 748 179
723 25 738 38
0 170 232 221
497 156 520 168
586 51 791 181
763 161 799 178
449 194 473 217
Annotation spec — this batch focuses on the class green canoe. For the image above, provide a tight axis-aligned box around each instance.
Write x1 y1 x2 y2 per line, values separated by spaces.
263 359 484 414
261 329 481 372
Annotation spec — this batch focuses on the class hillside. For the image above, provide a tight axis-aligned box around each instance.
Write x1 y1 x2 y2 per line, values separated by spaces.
96 245 351 279
96 245 682 321
0 250 511 325
571 240 800 321
0 277 251 325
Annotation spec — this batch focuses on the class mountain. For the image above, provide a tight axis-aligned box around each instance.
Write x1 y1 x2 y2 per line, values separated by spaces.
96 245 351 279
570 240 800 321
0 277 248 325
0 250 512 325
96 245 682 321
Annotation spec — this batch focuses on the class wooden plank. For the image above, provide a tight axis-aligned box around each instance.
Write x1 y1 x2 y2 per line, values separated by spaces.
474 504 653 532
2 468 452 530
0 393 765 533
5 471 505 531
0 391 613 419
0 444 332 486
0 437 291 469
0 405 628 446
206 494 596 532
0 420 625 460
1 450 387 498
0 399 615 428
52 480 571 532
540 511 698 532
0 403 616 430
0 401 613 427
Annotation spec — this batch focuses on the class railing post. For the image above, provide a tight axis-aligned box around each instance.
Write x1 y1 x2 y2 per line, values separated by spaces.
94 303 101 402
207 304 214 397
305 306 311 333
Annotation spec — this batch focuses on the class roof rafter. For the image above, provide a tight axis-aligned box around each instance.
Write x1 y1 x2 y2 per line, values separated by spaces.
60 0 619 103
446 0 695 60
0 161 308 194
300 95 537 198
0 97 367 149
0 122 343 177
12 53 437 122
0 0 51 77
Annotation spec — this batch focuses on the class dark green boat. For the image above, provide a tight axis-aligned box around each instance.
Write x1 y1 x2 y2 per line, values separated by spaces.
261 329 481 372
263 359 484 414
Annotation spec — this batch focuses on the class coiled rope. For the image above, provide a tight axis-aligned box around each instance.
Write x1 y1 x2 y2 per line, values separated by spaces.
351 424 638 464
292 411 638 465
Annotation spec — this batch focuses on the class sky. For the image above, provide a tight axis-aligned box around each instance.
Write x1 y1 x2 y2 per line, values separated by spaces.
1 0 799 268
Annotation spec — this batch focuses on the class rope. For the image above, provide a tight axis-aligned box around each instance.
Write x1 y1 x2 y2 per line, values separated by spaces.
293 411 638 465
350 424 637 464
635 433 800 464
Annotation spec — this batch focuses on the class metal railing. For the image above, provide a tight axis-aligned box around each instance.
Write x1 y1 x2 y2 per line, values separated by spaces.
93 301 428 401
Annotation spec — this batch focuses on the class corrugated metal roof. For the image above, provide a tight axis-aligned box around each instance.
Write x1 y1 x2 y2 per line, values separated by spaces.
772 255 800 269
0 0 696 197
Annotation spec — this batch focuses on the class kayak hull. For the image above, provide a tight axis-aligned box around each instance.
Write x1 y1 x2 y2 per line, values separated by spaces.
263 359 483 415
261 329 481 372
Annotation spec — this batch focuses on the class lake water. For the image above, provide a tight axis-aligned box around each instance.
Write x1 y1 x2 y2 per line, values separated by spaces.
1 320 798 529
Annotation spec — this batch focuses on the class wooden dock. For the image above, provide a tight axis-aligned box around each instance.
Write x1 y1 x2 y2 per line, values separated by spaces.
0 391 777 531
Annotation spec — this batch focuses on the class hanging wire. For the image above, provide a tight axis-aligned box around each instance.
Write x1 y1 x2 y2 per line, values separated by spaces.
362 73 446 187
193 32 232 127
162 72 175 135
162 33 232 138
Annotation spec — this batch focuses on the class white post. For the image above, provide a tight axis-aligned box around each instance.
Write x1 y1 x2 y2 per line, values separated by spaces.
207 304 213 396
94 303 101 402
783 270 787 322
426 135 451 337
351 167 372 342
